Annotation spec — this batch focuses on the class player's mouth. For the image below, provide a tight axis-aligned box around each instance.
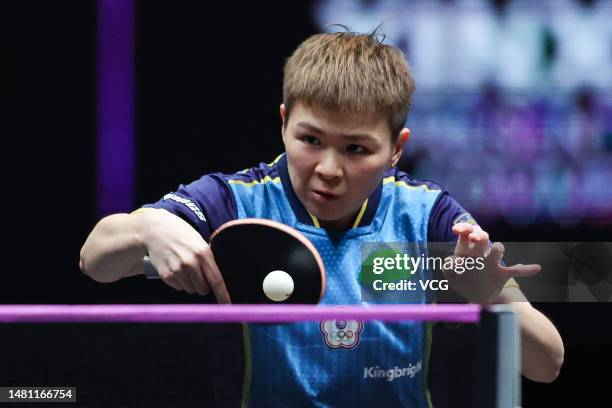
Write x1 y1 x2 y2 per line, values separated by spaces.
311 189 340 202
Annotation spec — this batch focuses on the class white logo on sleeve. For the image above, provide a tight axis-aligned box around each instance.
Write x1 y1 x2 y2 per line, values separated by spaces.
163 193 207 222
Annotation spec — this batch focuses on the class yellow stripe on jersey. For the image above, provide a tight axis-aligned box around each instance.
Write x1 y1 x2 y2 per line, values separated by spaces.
239 154 284 174
268 154 284 166
352 199 369 229
307 211 321 228
228 176 281 187
383 176 440 193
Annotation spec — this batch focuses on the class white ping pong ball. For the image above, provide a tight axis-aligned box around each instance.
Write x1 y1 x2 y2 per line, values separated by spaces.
262 270 294 302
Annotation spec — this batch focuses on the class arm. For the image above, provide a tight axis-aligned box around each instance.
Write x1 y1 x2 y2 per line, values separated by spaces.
498 287 564 383
79 211 151 283
446 223 564 382
80 208 230 302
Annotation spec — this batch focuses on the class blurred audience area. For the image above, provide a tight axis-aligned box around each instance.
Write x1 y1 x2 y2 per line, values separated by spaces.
314 0 612 225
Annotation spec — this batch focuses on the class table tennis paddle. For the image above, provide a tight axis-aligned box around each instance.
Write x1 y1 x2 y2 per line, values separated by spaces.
143 218 326 304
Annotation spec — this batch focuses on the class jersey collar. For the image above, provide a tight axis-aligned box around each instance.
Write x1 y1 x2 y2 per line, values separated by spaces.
277 153 382 229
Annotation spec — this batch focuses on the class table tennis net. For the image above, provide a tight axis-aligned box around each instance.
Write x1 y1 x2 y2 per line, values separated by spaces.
0 305 518 408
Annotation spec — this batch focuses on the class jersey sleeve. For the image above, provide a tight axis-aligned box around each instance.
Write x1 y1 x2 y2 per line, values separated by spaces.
134 173 237 241
427 192 476 243
427 192 519 290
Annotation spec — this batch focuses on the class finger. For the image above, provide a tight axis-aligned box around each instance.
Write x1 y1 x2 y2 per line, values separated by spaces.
200 246 232 304
154 263 184 291
469 225 489 256
502 263 541 278
189 266 211 296
452 223 474 236
174 273 197 294
162 275 183 292
453 223 474 257
489 242 505 266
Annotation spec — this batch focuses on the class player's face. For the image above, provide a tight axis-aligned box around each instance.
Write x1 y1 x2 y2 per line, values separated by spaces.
281 101 408 230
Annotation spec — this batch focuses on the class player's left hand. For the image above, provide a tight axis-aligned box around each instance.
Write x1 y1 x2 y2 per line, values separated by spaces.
443 223 541 303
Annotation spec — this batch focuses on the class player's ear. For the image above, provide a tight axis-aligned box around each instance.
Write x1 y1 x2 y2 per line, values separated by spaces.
280 104 287 139
391 128 410 165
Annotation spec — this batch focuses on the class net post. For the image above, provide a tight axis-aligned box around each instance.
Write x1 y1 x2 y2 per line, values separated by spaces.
475 305 521 408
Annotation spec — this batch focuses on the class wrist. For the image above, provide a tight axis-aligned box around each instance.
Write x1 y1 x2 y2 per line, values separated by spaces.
133 208 163 255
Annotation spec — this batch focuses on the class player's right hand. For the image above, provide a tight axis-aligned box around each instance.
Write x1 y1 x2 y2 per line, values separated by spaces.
138 209 231 303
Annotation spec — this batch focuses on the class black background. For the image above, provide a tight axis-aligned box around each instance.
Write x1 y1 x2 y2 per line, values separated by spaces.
2 1 610 406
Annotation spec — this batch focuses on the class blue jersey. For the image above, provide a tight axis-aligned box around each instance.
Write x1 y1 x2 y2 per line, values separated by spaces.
141 154 473 407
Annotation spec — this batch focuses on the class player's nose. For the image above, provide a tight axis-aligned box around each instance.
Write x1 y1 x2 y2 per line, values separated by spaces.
314 152 343 181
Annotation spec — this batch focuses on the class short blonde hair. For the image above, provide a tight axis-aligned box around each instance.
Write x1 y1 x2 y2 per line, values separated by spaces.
283 30 415 141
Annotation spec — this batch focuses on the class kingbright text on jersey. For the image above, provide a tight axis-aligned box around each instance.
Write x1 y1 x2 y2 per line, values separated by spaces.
363 360 423 382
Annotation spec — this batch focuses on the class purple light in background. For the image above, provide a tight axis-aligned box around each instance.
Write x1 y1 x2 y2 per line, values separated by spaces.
96 0 134 217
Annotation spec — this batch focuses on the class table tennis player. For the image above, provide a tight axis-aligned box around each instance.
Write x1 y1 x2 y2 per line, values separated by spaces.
80 28 563 407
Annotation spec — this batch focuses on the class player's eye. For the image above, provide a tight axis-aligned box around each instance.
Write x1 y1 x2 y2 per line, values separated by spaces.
301 135 320 146
346 144 367 154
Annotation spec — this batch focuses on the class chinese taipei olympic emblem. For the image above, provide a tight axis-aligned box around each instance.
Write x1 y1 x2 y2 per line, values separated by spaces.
319 311 364 350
